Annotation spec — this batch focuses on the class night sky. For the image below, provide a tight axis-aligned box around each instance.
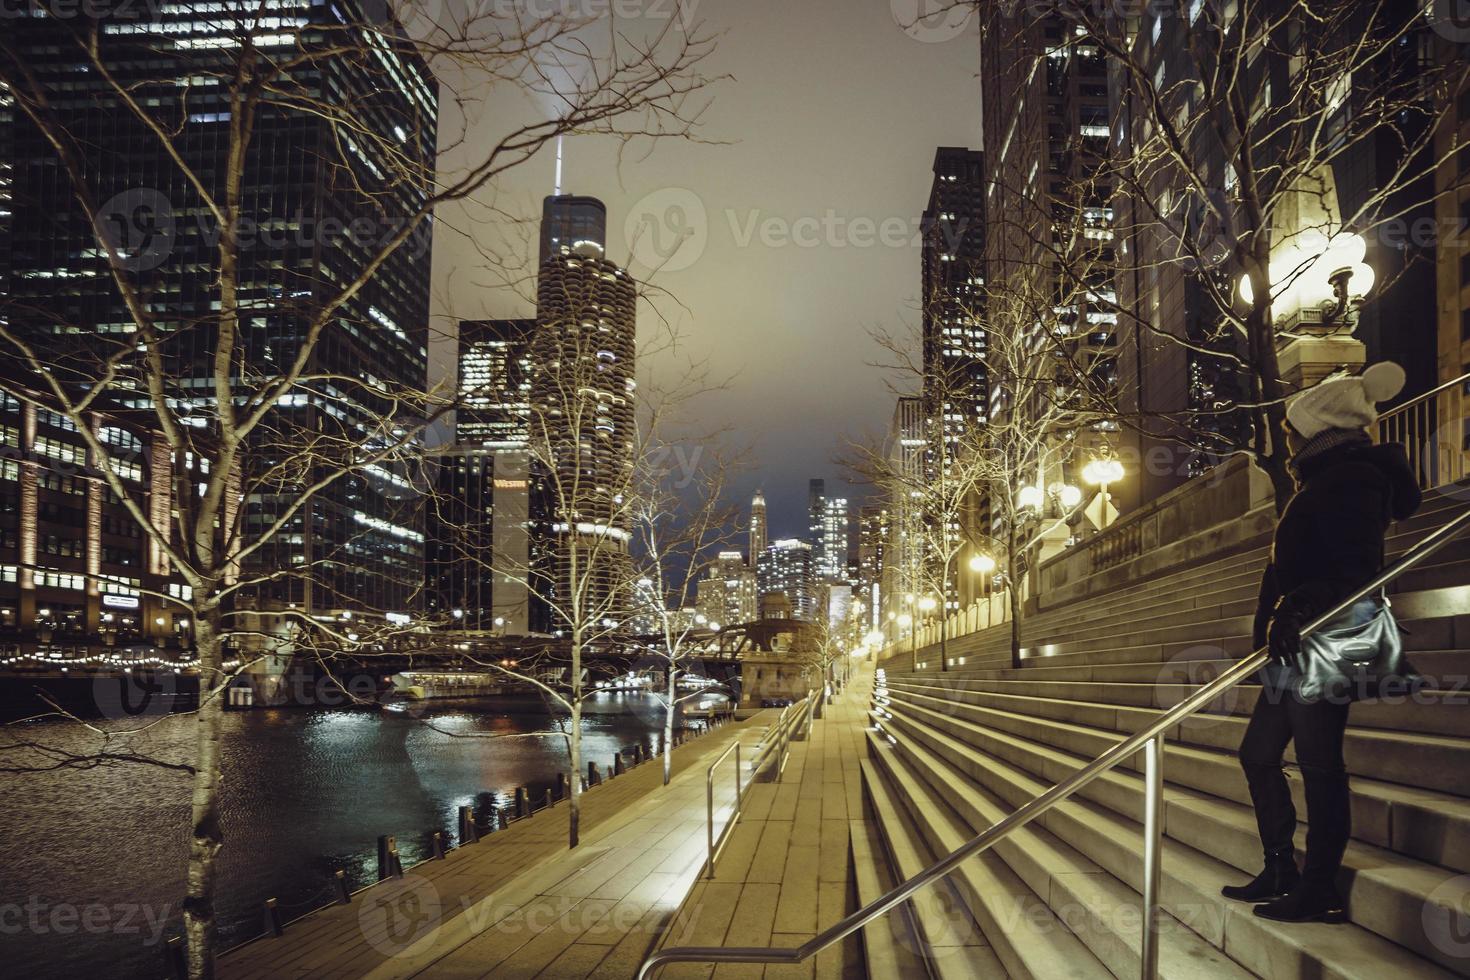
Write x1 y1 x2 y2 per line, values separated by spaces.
428 0 982 540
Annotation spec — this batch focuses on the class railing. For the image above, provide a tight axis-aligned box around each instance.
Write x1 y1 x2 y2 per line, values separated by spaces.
704 740 741 877
641 503 1470 980
702 692 813 877
1377 371 1469 492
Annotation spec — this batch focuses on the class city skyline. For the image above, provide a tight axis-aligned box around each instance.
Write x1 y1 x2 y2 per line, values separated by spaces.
429 0 981 538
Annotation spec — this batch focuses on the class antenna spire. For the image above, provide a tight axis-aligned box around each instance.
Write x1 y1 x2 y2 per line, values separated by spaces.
554 134 564 196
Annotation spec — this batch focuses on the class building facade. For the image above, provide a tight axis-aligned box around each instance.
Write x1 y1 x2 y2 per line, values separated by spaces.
748 489 768 564
0 374 195 662
757 538 816 622
807 478 851 584
529 236 638 633
0 1 438 629
696 551 758 629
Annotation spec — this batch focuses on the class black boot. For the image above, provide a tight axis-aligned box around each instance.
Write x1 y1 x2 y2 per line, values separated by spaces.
1254 764 1351 923
1221 850 1299 903
1253 877 1346 924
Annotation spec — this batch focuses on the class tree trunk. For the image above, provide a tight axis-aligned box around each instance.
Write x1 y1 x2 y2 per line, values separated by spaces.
568 698 582 847
1008 583 1022 670
662 666 675 785
569 627 583 848
183 615 225 979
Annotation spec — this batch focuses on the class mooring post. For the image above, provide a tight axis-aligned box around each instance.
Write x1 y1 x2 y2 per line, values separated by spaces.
496 805 508 830
377 835 402 880
458 805 478 846
613 753 624 776
334 870 350 905
431 831 445 860
514 786 528 819
555 772 567 800
263 898 284 938
543 787 553 811
588 761 601 786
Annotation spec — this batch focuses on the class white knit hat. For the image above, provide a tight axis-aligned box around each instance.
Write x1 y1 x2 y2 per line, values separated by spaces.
1286 362 1406 440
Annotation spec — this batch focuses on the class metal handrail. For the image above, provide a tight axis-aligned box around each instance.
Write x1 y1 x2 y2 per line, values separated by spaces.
703 693 815 878
640 503 1470 980
1378 369 1470 420
704 739 741 877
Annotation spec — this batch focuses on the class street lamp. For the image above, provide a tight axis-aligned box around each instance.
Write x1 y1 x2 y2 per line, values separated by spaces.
968 553 997 575
1238 230 1374 329
1083 455 1126 530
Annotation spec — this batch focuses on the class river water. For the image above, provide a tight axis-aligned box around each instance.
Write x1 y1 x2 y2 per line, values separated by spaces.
0 692 678 979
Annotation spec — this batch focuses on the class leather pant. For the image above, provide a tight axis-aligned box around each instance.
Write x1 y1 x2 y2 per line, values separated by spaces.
1237 687 1352 885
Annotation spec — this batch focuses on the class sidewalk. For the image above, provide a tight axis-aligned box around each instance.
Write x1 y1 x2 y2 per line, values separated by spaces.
653 663 875 979
221 713 774 980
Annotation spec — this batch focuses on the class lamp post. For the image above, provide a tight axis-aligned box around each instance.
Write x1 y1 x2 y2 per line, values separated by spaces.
1082 455 1126 532
1239 229 1375 388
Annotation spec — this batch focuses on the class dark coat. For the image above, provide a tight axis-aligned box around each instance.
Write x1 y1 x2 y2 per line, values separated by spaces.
1253 441 1422 648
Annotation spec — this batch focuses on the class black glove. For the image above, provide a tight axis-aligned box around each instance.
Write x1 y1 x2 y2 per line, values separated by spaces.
1267 608 1302 663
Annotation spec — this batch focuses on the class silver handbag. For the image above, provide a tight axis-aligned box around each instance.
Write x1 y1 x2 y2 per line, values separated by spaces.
1291 594 1420 703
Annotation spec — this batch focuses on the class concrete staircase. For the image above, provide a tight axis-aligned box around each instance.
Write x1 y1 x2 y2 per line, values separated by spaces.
863 485 1470 978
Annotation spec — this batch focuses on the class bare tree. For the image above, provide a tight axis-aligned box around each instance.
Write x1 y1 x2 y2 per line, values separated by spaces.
974 0 1470 511
628 440 740 784
0 3 717 975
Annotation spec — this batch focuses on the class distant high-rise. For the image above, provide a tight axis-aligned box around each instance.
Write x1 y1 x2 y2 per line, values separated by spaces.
757 539 816 622
429 318 537 634
749 490 768 564
540 195 608 267
530 220 637 632
456 319 535 448
885 396 927 621
696 551 758 627
856 504 890 633
922 147 988 445
808 479 851 583
424 447 529 634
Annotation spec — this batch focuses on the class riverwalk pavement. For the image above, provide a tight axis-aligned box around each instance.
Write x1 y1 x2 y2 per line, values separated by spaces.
650 663 876 980
219 710 776 980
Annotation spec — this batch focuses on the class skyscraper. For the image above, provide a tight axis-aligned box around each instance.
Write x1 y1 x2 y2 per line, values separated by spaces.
539 195 608 267
530 230 637 632
456 319 535 449
856 503 889 633
922 147 988 445
808 479 851 584
0 1 438 622
885 396 927 623
696 551 758 627
426 317 537 634
757 538 816 622
748 490 768 564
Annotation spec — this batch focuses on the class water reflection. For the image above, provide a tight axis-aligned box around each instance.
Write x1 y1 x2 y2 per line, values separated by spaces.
0 695 671 979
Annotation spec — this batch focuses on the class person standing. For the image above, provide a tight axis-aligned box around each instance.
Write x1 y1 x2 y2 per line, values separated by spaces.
1222 362 1422 923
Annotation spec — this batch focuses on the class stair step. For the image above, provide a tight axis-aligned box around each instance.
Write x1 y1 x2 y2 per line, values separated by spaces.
865 730 1112 979
874 716 1258 980
879 701 1463 977
848 813 944 979
882 671 1470 738
880 681 1470 870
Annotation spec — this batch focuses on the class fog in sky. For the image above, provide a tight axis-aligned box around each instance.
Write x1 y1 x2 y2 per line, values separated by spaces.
429 0 982 539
